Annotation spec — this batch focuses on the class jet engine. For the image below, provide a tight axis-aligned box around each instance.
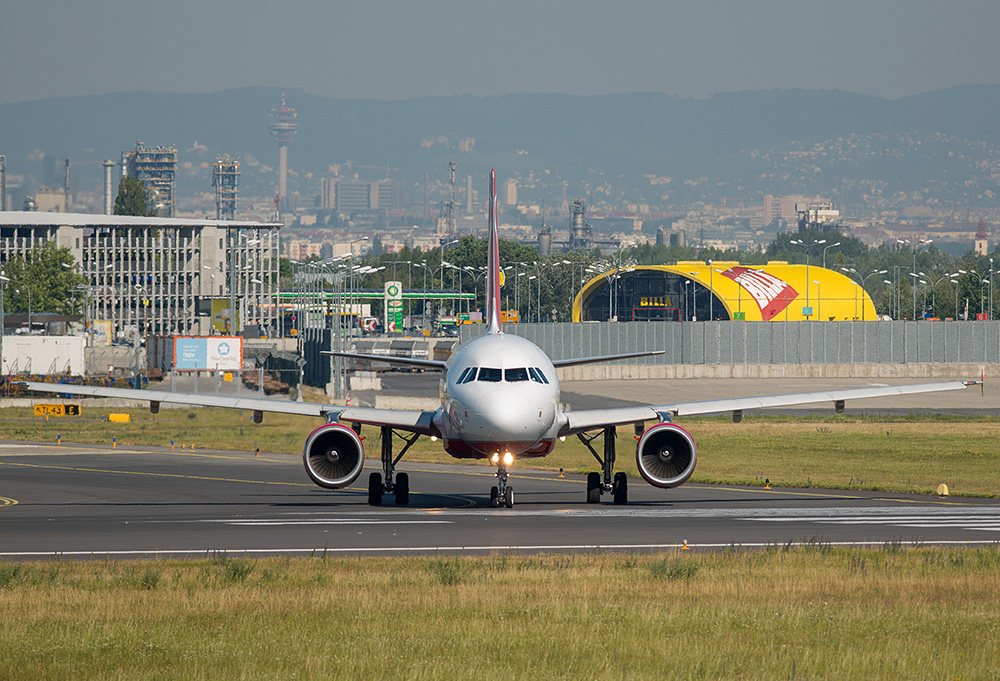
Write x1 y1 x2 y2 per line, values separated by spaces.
303 424 365 489
635 423 697 489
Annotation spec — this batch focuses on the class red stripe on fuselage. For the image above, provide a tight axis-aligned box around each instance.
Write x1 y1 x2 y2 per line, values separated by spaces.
444 437 555 460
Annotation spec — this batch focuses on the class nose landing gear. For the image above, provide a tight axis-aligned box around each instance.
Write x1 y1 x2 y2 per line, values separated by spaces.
490 453 514 508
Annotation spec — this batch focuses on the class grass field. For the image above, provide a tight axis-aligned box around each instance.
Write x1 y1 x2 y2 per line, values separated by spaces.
1 405 998 497
0 548 999 680
3 403 999 678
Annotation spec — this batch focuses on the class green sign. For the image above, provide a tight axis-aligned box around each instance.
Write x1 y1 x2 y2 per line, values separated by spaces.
384 281 404 333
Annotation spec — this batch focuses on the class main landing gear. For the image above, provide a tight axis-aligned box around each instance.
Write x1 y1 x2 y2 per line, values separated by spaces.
367 425 420 506
577 425 628 505
490 452 515 508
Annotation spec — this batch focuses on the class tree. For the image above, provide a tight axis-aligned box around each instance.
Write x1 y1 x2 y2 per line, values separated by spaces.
114 177 157 217
2 243 86 315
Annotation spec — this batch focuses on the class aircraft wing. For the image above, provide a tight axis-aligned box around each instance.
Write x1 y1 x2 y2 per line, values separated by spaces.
321 351 447 370
551 351 665 368
561 379 979 435
22 381 332 417
22 381 441 435
336 406 440 436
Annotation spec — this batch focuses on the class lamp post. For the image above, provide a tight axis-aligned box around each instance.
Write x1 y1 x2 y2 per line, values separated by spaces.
413 261 434 330
841 268 889 321
822 241 841 269
960 269 989 316
707 260 713 320
812 280 821 320
505 261 530 322
930 274 959 318
987 258 993 319
900 238 932 319
790 238 825 319
688 271 699 321
464 266 486 317
955 276 962 320
15 286 31 334
0 273 7 374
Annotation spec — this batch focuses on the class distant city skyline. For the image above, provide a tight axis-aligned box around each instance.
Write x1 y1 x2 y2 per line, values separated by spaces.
2 0 999 105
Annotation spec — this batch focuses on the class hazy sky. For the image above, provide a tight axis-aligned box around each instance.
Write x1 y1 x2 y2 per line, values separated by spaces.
2 0 998 104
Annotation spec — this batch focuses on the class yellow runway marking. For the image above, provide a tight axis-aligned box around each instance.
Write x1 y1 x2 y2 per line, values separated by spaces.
697 484 976 506
0 497 18 506
0 460 313 488
0 461 478 505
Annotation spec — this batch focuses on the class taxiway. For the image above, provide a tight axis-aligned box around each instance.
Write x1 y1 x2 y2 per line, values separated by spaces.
1 441 997 560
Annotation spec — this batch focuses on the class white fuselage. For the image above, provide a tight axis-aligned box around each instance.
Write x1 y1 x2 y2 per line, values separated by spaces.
434 333 563 459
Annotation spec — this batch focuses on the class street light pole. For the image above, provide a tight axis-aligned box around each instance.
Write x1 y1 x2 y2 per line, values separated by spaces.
822 241 840 269
0 273 7 373
707 260 713 320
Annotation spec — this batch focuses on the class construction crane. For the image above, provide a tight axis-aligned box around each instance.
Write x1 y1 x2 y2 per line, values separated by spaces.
356 164 399 179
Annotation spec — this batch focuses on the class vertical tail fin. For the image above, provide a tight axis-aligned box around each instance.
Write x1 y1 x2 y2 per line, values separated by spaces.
485 169 502 335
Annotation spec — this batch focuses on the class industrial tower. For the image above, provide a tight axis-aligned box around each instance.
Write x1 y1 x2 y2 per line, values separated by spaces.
268 93 298 210
122 143 178 217
212 155 240 220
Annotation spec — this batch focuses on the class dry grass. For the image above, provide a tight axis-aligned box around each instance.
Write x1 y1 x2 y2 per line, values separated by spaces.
2 407 999 497
0 548 999 680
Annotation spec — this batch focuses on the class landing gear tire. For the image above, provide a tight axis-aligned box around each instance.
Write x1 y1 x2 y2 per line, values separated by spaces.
368 472 383 506
612 471 628 505
395 472 409 506
490 486 500 508
586 472 601 504
503 486 514 508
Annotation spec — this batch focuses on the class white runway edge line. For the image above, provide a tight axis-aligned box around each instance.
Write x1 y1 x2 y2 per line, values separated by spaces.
2 539 1000 559
195 519 454 526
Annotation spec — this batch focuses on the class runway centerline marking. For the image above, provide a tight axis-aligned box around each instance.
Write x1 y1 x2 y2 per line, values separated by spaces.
193 519 453 526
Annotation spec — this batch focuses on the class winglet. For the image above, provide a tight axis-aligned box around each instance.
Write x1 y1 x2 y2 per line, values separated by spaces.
485 169 503 335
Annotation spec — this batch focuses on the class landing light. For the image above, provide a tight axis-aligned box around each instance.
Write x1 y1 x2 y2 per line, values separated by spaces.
491 453 500 463
503 452 514 466
430 436 438 442
559 436 566 441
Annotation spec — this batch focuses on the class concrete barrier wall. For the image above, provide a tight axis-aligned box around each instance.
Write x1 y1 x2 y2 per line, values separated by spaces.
461 320 1000 366
554 362 994 381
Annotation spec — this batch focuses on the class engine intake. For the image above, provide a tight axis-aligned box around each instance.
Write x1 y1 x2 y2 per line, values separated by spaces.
635 423 697 489
303 424 365 489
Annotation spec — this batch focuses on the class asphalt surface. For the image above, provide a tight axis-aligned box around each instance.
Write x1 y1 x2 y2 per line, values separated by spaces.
1 441 998 560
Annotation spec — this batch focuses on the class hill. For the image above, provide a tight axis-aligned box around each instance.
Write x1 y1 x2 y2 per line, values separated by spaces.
2 86 999 214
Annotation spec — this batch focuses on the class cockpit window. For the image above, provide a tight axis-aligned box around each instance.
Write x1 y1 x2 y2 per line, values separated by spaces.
477 367 502 382
529 367 550 384
505 367 529 382
456 367 473 384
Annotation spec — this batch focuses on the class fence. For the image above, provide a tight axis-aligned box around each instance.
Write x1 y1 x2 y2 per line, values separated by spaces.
459 321 1000 366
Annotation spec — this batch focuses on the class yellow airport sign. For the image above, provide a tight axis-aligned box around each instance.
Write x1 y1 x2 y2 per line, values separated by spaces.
34 404 81 417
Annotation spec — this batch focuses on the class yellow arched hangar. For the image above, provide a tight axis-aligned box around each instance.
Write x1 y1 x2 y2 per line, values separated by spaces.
571 261 877 322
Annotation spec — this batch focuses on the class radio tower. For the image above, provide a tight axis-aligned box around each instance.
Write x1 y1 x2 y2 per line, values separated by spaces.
268 92 298 211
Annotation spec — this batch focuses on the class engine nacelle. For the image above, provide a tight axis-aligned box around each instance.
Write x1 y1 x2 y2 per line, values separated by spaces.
635 423 697 489
303 424 365 489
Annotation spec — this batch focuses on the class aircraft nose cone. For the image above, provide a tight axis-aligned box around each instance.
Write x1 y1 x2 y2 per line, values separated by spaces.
476 391 536 441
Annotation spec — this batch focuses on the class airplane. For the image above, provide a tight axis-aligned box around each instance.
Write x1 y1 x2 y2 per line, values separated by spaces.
24 170 981 508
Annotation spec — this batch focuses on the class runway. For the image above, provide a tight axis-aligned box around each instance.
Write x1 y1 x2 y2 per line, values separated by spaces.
1 441 998 559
